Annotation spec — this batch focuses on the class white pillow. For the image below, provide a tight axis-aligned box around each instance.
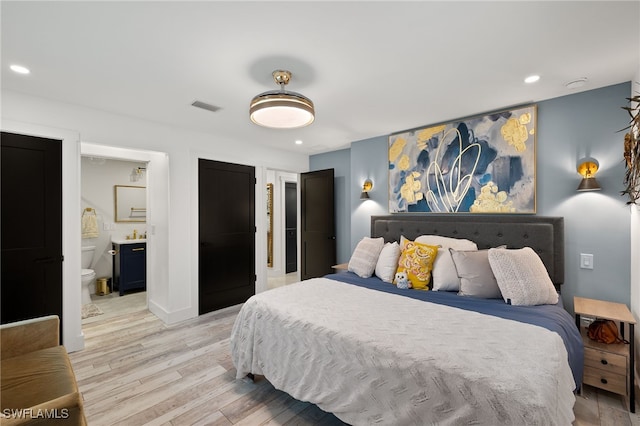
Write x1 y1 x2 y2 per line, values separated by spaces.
375 242 401 283
488 247 558 306
348 237 385 278
415 235 478 291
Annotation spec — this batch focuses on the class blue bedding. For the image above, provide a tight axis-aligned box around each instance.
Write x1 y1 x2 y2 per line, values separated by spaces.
326 272 584 389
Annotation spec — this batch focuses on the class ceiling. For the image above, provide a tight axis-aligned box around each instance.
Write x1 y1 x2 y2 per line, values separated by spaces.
2 1 639 155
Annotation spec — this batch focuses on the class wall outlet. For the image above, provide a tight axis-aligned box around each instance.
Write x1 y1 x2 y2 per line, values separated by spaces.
580 253 594 269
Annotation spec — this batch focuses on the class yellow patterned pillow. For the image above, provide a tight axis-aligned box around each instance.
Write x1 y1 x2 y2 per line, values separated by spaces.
397 240 439 290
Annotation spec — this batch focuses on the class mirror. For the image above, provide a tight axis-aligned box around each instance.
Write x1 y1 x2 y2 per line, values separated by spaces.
267 183 273 267
115 185 146 223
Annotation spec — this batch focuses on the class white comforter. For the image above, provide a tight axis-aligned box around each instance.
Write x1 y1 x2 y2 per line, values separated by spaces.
230 278 576 425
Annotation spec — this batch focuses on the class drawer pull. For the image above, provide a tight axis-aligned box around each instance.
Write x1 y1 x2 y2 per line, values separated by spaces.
600 378 608 385
132 248 145 252
600 359 608 365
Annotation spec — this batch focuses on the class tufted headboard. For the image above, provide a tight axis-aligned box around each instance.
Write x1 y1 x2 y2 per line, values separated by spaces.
371 215 565 286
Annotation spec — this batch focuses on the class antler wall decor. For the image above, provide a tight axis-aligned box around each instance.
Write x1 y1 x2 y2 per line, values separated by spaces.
622 91 640 205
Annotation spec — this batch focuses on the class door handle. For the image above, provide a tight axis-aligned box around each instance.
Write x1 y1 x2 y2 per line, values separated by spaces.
329 236 336 240
132 247 145 252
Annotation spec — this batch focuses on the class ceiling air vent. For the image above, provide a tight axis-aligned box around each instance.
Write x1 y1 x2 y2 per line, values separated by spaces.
191 100 222 113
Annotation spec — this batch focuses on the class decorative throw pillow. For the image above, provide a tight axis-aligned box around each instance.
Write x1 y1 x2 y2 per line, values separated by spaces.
375 241 401 283
450 248 504 299
397 240 439 290
415 235 478 292
348 237 385 278
488 247 559 306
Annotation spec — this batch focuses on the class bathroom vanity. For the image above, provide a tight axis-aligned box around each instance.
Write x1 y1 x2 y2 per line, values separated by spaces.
112 239 146 296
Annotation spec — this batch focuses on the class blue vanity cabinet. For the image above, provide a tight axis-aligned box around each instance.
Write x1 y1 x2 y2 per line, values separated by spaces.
113 242 146 296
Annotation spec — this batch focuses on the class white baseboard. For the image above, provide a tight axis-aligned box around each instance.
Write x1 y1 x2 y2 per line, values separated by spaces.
148 299 197 325
65 332 85 353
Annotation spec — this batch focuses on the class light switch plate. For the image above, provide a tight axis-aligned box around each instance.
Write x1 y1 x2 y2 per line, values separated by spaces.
580 253 594 269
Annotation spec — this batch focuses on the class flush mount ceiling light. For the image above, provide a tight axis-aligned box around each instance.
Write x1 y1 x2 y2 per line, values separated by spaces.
524 74 540 84
10 64 30 74
250 70 315 129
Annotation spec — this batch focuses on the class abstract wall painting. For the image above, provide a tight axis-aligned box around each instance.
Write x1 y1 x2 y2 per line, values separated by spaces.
388 105 536 214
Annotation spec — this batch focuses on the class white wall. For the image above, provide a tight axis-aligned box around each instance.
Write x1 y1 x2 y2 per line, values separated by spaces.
2 90 309 351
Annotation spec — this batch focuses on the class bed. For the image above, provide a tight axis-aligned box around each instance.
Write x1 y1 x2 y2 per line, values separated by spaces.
231 215 583 425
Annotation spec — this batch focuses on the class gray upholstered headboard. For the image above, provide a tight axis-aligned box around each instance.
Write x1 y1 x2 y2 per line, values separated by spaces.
371 215 565 286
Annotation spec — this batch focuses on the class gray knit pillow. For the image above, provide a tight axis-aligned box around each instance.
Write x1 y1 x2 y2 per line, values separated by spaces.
348 237 385 278
450 248 503 299
488 247 558 306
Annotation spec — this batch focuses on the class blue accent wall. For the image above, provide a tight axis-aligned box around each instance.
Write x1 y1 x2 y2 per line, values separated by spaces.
311 82 632 312
349 136 389 257
309 149 351 263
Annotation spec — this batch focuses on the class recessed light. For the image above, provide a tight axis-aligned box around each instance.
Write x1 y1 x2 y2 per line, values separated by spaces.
524 75 540 84
295 140 303 145
10 64 30 74
565 78 587 90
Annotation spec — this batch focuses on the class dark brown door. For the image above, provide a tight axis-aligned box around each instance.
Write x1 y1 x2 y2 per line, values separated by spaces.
198 159 255 314
301 169 335 280
285 182 297 273
1 132 63 338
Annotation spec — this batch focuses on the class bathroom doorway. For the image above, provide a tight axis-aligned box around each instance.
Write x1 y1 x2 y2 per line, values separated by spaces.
80 156 148 323
79 143 168 327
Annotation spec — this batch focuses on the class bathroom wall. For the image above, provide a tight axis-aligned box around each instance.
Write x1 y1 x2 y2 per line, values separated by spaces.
81 156 147 280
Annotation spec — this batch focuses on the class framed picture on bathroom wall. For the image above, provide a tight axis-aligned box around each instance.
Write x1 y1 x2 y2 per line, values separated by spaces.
114 185 146 222
388 104 537 214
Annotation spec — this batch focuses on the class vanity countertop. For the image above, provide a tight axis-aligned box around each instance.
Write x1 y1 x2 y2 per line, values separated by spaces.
112 238 147 245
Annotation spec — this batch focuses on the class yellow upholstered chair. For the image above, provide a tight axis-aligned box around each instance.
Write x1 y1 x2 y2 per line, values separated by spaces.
1 316 86 425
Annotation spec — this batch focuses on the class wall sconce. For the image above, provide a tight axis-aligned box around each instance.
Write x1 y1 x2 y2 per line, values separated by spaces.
360 179 373 200
576 158 601 191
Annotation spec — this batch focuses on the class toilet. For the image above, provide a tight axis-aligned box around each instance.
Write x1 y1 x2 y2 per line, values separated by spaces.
81 246 97 305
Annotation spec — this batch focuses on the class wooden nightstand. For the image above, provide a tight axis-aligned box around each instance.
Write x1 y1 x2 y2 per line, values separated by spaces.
331 263 348 272
574 296 636 413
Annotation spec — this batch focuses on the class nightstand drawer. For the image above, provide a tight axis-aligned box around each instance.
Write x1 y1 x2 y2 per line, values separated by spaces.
584 347 626 375
583 366 626 395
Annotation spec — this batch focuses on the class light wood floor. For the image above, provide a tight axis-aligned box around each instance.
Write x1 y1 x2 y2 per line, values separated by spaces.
267 272 300 290
73 292 640 425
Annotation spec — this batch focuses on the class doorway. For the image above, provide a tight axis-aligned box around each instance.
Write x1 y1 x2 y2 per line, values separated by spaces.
285 182 297 274
80 156 149 323
266 170 299 290
80 143 168 329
